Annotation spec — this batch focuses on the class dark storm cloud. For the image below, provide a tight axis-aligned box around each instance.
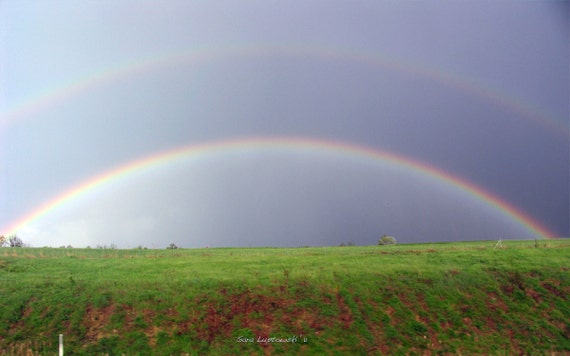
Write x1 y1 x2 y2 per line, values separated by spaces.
1 1 567 247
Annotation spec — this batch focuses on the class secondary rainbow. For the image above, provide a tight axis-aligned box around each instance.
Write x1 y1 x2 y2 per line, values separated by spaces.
2 44 567 137
1 137 557 239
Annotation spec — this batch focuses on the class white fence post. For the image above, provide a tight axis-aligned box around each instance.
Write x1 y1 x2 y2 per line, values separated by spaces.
494 237 503 249
59 334 64 356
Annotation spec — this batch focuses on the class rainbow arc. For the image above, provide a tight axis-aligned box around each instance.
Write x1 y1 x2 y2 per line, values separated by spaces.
1 137 557 240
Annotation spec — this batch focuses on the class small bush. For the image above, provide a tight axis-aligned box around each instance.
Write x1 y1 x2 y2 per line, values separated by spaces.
378 235 397 245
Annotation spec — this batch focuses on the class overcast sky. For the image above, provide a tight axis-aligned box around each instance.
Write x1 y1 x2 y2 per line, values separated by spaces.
1 1 568 248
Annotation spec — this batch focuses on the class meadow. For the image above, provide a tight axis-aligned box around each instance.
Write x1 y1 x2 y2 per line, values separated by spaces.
1 239 569 355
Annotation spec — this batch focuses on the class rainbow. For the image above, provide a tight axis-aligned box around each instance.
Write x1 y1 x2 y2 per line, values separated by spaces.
1 136 557 239
1 44 567 137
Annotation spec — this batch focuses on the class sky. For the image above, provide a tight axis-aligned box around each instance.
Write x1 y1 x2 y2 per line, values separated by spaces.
0 1 568 248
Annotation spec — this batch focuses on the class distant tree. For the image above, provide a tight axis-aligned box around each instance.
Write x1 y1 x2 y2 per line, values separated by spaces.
4 235 26 247
166 243 179 250
0 235 5 247
96 243 117 250
378 235 397 245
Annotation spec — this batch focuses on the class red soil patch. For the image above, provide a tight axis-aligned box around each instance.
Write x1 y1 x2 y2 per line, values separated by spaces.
541 281 566 299
486 292 509 313
83 304 116 343
185 286 336 345
8 298 35 335
336 294 353 329
525 288 542 303
500 284 515 296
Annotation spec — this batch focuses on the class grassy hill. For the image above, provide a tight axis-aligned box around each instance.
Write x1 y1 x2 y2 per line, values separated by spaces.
1 240 569 355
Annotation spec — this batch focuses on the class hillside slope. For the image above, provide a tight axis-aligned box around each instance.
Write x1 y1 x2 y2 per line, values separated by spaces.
1 240 569 355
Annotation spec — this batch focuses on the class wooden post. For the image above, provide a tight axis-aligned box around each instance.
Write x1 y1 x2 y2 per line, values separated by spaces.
59 334 63 356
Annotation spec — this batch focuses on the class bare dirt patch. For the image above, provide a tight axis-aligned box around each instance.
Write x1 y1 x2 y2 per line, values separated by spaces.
336 294 353 329
486 292 509 313
190 287 293 343
525 287 542 303
541 281 566 299
82 303 121 344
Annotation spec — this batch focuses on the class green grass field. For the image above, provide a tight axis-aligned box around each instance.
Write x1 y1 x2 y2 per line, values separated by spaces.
1 239 569 355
